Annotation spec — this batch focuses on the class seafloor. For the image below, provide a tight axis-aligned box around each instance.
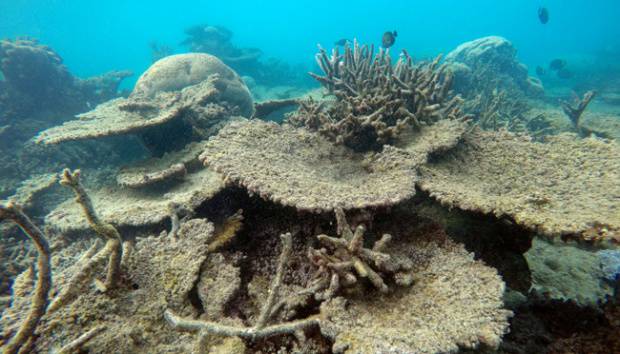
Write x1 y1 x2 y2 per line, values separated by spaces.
0 34 619 354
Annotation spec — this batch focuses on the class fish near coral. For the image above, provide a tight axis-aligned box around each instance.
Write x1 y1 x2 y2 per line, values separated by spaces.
382 31 397 48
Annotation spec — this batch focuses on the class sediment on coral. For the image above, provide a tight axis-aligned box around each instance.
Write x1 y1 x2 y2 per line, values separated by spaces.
0 202 51 354
418 128 620 244
289 40 465 152
200 118 418 212
34 53 253 156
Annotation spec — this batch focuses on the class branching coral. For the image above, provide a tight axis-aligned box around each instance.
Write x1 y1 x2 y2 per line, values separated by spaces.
561 90 596 135
289 40 465 151
308 208 413 296
0 202 51 354
47 169 123 312
165 233 320 341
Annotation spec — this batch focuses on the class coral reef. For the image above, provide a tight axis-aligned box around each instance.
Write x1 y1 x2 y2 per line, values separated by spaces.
35 53 253 156
200 118 418 212
526 238 614 305
45 166 223 234
445 36 543 99
319 220 512 354
418 128 620 244
291 41 465 152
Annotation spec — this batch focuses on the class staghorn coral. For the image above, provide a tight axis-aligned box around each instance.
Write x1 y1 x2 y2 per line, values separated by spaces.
418 128 620 244
0 202 51 354
165 233 320 341
289 40 465 152
47 169 124 313
308 208 413 295
561 90 596 135
35 53 253 156
200 118 418 212
318 220 512 354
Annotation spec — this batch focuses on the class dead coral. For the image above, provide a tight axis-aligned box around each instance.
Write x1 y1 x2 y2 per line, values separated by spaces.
418 128 620 244
116 141 210 188
0 202 51 354
561 90 596 135
200 118 417 212
319 224 512 354
290 40 465 151
35 53 253 156
308 208 413 296
45 167 224 234
165 233 320 341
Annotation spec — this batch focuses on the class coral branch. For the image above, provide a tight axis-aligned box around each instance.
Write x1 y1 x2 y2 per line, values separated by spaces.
56 325 106 354
289 40 465 151
561 90 596 133
59 169 122 291
0 202 51 354
165 233 319 341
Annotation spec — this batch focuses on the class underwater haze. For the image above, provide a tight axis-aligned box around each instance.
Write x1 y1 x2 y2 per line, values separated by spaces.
2 0 620 84
1 0 620 354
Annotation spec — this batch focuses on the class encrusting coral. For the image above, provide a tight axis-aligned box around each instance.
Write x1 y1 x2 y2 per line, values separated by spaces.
289 40 465 152
418 128 620 244
0 202 51 354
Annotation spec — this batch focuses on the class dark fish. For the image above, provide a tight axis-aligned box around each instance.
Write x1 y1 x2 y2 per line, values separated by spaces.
382 31 397 48
538 7 549 24
334 39 351 46
535 66 546 76
557 68 573 79
549 59 567 71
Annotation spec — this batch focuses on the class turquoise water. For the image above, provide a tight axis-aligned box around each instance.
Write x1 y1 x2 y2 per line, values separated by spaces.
2 0 619 87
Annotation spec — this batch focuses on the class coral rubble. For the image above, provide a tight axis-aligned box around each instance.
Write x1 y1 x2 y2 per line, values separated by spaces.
418 129 620 244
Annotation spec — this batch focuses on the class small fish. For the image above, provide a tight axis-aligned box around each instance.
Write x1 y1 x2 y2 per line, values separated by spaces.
334 39 351 46
382 31 397 48
538 7 549 24
557 68 573 79
535 66 546 76
549 59 567 71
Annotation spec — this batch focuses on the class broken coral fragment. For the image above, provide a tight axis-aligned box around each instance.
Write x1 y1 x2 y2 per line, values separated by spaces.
45 167 224 233
200 119 418 212
419 129 620 244
319 229 511 354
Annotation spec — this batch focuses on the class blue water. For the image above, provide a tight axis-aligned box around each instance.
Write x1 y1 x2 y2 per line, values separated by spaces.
2 0 619 87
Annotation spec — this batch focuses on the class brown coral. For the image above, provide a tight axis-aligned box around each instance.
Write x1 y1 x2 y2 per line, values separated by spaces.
200 118 418 212
418 129 620 244
290 40 465 152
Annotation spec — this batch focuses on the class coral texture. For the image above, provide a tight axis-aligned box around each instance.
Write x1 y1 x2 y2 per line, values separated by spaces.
319 226 511 354
419 129 620 244
290 41 464 151
45 167 224 233
116 141 207 188
200 119 418 212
